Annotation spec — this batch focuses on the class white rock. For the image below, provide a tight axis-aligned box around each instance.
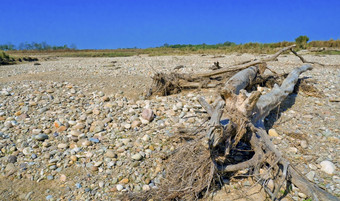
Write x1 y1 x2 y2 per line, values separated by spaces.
116 184 123 191
142 134 150 141
142 184 150 191
22 147 32 155
32 129 42 135
288 147 298 154
300 140 308 149
320 160 336 174
140 117 149 125
131 153 143 161
123 123 131 129
58 143 68 149
298 192 307 198
94 161 103 167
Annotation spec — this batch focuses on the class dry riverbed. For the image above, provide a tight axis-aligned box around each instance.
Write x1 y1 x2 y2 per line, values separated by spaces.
0 53 339 200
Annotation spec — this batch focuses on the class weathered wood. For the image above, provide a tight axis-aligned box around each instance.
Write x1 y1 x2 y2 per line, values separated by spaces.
197 61 338 200
224 66 258 95
290 48 325 66
193 60 263 79
252 64 312 127
262 45 296 62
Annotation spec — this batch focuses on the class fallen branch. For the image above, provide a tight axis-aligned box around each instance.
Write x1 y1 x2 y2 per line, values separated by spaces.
147 45 299 97
290 48 325 66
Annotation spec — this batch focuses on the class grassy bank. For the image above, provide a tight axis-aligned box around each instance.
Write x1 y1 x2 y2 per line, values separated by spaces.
6 40 340 58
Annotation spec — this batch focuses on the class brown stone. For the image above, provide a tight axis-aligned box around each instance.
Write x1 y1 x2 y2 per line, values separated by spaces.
141 108 154 122
119 178 129 184
57 126 67 132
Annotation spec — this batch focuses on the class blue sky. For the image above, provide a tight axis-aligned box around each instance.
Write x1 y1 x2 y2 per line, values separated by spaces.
1 0 339 49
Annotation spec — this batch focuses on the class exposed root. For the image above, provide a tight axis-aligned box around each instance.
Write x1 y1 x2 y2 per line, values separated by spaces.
124 134 219 201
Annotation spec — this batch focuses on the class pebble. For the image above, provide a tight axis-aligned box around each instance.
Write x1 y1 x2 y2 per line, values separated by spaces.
89 138 100 143
300 140 308 149
298 192 307 198
75 183 82 188
268 129 279 137
60 174 67 182
22 147 32 155
105 150 117 158
70 155 78 161
47 175 54 180
141 108 154 122
32 129 42 135
31 153 37 159
131 120 141 128
306 171 315 181
8 155 17 163
116 184 123 191
58 143 68 149
142 184 150 191
131 153 143 161
320 160 336 174
142 134 150 141
34 134 49 141
288 147 298 154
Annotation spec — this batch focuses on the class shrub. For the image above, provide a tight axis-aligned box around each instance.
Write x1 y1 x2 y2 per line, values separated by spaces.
295 35 309 49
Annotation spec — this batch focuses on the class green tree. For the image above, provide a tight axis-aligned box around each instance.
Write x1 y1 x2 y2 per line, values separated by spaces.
295 35 309 49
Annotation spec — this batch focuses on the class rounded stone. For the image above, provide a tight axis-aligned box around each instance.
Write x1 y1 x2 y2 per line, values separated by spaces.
105 150 117 158
141 108 154 122
268 129 279 137
300 140 308 149
131 153 143 161
8 155 17 163
34 134 49 141
320 160 336 175
57 143 69 149
22 147 32 155
142 185 150 191
70 155 78 161
116 184 123 191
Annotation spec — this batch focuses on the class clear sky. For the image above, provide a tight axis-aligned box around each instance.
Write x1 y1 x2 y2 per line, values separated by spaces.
1 0 339 49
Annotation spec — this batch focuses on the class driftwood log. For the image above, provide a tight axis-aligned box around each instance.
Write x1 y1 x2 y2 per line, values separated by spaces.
198 63 338 201
146 44 326 97
136 46 338 201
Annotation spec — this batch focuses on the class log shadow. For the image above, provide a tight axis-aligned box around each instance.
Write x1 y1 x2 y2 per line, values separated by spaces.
264 76 313 130
264 93 297 130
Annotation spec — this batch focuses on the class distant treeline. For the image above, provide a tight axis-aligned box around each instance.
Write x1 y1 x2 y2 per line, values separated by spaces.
0 42 77 51
158 41 295 50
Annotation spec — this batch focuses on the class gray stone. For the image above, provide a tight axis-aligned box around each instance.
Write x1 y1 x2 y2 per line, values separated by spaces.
8 155 17 163
306 171 315 181
35 134 49 141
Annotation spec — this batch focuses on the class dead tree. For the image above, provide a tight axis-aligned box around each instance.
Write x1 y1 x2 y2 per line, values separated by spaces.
198 64 338 201
136 46 338 201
